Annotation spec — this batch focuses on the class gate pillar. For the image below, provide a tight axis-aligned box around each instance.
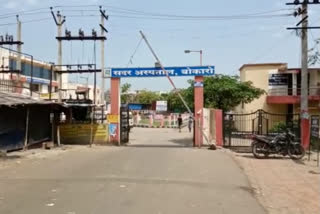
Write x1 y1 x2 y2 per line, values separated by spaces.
194 76 204 147
110 77 120 143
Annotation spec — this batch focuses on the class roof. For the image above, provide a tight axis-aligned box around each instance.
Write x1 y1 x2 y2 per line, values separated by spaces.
239 63 287 71
288 68 320 72
0 91 59 107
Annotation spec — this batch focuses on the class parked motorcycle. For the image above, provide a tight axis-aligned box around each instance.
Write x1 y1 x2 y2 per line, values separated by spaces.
251 130 305 160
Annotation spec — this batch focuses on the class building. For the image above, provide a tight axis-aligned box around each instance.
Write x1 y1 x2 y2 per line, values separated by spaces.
237 63 320 115
0 47 59 97
0 91 64 151
0 47 102 104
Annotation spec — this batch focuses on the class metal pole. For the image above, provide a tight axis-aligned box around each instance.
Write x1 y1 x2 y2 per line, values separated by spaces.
30 56 33 97
23 107 30 150
100 9 105 105
16 15 22 79
200 50 203 66
140 31 212 146
49 64 53 100
139 31 192 114
57 12 63 102
301 3 309 147
94 42 97 105
90 106 94 147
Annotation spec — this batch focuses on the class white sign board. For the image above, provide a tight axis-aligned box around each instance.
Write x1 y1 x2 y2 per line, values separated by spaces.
156 101 167 112
104 68 111 78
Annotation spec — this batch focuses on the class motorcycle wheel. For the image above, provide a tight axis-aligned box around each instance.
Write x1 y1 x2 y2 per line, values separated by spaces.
252 141 269 159
288 144 305 160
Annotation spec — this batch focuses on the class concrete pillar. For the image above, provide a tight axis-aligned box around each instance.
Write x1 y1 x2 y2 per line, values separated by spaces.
161 116 164 127
194 76 204 147
215 109 223 147
110 78 120 143
293 73 297 96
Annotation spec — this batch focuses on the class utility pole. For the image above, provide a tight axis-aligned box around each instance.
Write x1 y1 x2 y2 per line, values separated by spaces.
16 15 21 79
57 12 63 102
300 3 309 148
51 8 65 102
286 0 320 148
100 6 108 106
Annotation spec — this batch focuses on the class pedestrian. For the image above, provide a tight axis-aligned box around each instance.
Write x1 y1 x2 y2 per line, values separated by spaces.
178 114 183 132
188 115 193 133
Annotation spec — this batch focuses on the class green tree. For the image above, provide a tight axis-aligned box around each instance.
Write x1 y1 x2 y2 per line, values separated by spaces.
121 83 131 104
135 90 160 104
183 75 265 112
166 90 190 113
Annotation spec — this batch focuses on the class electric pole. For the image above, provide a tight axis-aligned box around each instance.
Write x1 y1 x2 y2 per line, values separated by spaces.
57 12 63 102
51 8 65 102
286 0 320 148
300 3 309 147
16 15 22 79
99 6 108 106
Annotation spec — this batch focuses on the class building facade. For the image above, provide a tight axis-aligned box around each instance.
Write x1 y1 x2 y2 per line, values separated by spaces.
0 47 101 104
237 63 320 115
0 47 59 97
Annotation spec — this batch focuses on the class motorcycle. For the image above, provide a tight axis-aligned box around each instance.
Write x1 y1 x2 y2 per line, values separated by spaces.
251 130 305 160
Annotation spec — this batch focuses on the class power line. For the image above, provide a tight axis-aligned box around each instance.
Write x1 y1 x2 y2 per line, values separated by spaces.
0 17 51 26
0 5 294 21
126 38 143 67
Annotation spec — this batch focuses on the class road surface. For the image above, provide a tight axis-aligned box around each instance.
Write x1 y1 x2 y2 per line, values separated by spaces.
0 128 266 214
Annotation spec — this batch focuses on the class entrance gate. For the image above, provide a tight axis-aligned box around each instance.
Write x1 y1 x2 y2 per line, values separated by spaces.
223 110 300 149
120 106 130 144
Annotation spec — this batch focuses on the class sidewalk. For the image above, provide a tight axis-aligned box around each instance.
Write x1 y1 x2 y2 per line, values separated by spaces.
230 151 320 214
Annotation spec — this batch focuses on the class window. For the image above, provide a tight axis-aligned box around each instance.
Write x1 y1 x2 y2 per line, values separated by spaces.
30 84 39 92
43 68 50 80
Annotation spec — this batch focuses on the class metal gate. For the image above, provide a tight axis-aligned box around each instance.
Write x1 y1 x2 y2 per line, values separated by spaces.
223 110 300 149
120 106 130 144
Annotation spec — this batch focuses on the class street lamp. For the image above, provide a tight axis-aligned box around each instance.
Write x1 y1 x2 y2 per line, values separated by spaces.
184 49 204 148
184 50 203 66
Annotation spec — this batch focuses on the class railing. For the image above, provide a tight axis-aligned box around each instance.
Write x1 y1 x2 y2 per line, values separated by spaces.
0 80 40 98
268 87 320 96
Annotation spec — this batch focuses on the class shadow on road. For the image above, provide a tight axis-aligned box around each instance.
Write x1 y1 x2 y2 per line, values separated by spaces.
127 144 191 148
169 138 193 147
0 155 21 160
236 154 304 161
127 138 193 149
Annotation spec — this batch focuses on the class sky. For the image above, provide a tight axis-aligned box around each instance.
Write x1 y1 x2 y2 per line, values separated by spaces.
0 0 319 91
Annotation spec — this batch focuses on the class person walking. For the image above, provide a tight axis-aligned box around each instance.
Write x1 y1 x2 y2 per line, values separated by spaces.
178 114 183 133
188 115 193 133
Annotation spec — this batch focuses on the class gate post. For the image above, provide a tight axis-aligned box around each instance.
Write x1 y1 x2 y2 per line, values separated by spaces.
258 110 263 135
215 109 223 147
110 77 120 144
194 76 204 147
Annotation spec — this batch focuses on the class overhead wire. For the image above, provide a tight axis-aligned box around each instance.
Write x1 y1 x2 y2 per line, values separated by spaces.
126 37 143 67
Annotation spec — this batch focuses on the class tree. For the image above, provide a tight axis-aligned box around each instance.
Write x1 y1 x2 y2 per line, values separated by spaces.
183 75 265 112
135 90 160 104
166 90 190 113
121 83 132 104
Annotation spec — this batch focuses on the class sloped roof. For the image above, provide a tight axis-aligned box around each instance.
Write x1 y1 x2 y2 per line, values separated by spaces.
239 63 287 71
0 91 57 106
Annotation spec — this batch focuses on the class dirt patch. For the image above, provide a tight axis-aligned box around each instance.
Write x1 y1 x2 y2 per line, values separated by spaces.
231 151 320 214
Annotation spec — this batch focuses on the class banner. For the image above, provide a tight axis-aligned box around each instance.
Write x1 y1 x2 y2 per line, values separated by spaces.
110 66 215 78
107 114 119 123
109 124 117 137
156 101 167 112
311 116 320 138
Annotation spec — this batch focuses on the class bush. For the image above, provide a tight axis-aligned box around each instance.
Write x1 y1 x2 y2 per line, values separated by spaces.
270 121 287 133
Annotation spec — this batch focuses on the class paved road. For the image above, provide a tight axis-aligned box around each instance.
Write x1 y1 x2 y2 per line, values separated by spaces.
0 128 266 214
